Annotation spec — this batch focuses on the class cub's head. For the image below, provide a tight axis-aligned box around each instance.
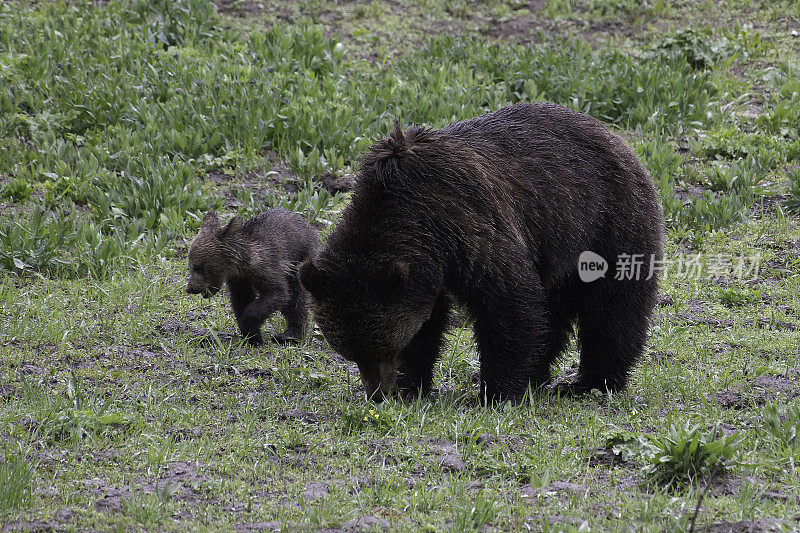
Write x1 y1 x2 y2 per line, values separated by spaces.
299 257 434 402
186 211 240 298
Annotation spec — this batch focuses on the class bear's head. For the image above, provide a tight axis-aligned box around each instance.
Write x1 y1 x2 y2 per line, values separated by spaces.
299 257 434 401
186 211 240 298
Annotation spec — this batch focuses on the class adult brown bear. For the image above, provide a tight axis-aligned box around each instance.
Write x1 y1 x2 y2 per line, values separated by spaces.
300 103 664 404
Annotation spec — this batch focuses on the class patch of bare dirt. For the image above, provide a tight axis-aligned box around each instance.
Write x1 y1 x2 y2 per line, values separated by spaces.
303 481 329 499
528 0 547 12
521 514 589 530
234 522 285 532
713 389 749 409
208 160 355 203
17 362 46 375
753 374 798 396
712 374 798 409
429 20 462 35
521 481 590 500
297 476 376 502
90 461 208 512
1 520 64 532
675 185 716 202
476 433 526 452
157 318 234 342
263 151 302 191
318 516 390 532
686 298 709 313
215 0 265 17
203 149 320 209
319 171 356 194
587 447 628 468
705 518 789 532
422 440 467 473
209 168 301 210
711 475 761 497
585 18 648 40
104 345 183 373
711 475 794 502
657 293 675 307
236 366 275 380
168 425 206 442
482 16 540 41
649 351 675 365
752 193 791 219
677 314 798 332
279 408 319 423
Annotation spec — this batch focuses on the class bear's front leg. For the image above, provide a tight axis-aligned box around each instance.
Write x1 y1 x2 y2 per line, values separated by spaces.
396 293 450 400
242 277 291 346
469 273 551 405
228 279 262 345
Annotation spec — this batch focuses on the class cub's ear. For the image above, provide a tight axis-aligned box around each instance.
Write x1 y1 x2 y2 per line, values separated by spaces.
299 258 328 298
218 216 240 240
202 211 220 229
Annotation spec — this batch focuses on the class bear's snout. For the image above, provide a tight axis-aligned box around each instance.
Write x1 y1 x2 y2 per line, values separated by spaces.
358 359 397 403
365 383 385 403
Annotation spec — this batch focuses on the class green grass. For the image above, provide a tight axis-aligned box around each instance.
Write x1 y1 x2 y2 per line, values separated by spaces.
1 0 800 531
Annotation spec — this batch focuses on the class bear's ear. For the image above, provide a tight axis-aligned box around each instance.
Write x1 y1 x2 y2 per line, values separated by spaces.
202 211 220 230
299 258 328 299
218 216 240 241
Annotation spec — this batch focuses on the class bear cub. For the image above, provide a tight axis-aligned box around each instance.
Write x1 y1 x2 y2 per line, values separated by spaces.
299 102 664 404
186 208 320 345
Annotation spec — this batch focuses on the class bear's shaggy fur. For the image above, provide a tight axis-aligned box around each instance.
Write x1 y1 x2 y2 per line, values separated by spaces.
300 103 664 403
186 208 320 345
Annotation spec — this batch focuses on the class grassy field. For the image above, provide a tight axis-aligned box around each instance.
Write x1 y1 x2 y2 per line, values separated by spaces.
1 0 800 531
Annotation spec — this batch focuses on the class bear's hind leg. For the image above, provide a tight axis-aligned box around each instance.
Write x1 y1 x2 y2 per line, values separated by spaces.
276 275 309 344
573 281 656 393
243 277 291 345
471 276 550 404
537 285 578 388
396 294 450 400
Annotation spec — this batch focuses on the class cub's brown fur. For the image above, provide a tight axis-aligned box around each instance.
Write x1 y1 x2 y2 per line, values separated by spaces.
300 103 663 404
186 208 320 345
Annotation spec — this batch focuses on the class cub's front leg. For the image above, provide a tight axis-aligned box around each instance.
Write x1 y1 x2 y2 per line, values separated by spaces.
228 278 262 345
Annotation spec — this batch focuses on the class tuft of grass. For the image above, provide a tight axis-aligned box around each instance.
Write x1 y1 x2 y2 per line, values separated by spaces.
762 402 800 450
447 487 502 532
674 190 752 231
607 423 744 487
589 0 668 23
644 27 743 69
718 287 762 308
338 401 394 435
0 205 137 278
544 0 573 18
785 168 800 213
119 489 176 528
0 177 32 202
25 371 137 445
0 447 34 515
